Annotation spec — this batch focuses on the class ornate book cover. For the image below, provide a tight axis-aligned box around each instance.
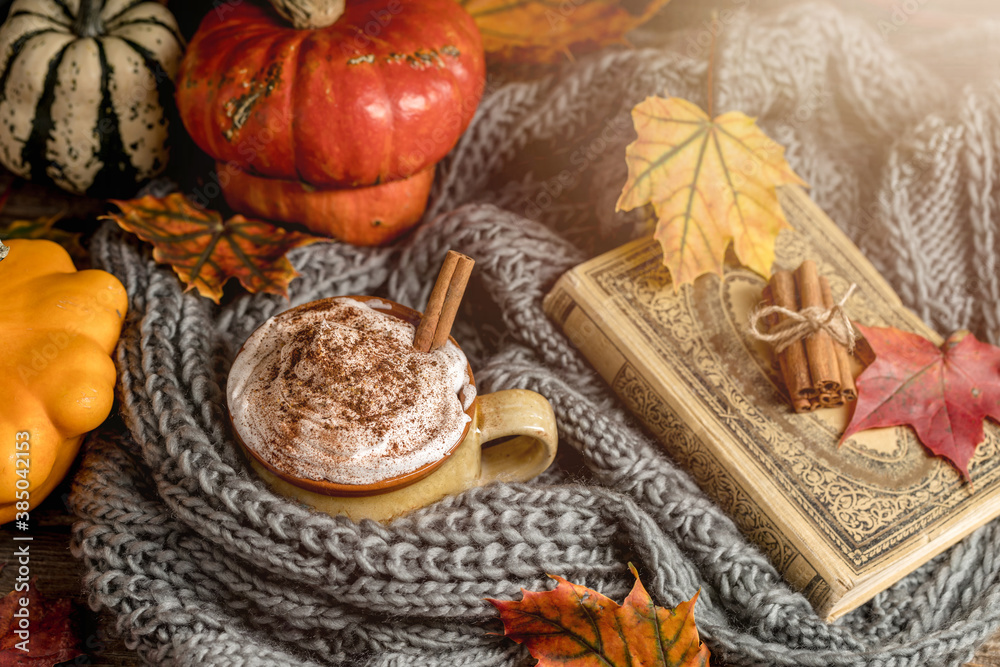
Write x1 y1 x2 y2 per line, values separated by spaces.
543 186 1000 621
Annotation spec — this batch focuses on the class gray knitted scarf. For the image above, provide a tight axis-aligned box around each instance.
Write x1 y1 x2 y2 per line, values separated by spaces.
70 3 1000 665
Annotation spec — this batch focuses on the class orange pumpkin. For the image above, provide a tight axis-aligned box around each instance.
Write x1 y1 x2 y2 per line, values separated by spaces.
222 165 435 246
175 0 485 244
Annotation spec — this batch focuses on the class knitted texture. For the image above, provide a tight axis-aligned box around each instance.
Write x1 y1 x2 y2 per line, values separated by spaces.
69 4 1000 665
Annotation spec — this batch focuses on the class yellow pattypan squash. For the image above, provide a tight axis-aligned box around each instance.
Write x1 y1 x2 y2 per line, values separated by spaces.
0 239 127 524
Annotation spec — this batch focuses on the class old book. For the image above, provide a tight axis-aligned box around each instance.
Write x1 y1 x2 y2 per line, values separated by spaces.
543 186 1000 622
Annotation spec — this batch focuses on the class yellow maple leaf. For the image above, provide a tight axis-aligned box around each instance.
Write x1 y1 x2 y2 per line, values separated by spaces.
458 0 671 64
617 96 807 289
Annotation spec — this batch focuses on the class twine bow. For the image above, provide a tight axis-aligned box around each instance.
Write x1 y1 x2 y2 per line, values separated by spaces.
748 284 858 354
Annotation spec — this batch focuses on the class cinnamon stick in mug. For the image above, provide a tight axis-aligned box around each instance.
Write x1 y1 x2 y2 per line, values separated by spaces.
431 253 475 351
413 251 460 353
796 261 840 395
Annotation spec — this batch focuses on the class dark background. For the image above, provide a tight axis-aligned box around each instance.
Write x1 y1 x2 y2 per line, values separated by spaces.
4 1 996 42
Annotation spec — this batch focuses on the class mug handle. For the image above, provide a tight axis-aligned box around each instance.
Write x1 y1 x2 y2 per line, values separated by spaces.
476 389 558 485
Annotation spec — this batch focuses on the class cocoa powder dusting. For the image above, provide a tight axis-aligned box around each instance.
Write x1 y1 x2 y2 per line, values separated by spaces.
228 298 474 486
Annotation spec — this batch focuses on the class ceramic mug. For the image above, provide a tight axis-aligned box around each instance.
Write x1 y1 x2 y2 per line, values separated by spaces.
228 296 558 522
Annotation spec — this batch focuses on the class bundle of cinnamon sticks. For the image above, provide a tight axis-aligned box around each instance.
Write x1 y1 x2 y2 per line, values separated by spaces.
414 250 475 353
762 261 857 413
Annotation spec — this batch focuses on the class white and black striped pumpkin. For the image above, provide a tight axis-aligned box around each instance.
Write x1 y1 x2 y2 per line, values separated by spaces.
0 0 184 196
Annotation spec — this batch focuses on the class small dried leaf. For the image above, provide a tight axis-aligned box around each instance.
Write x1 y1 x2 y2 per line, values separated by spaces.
0 213 87 266
459 0 671 64
0 578 84 665
105 194 323 303
488 565 710 666
617 96 807 289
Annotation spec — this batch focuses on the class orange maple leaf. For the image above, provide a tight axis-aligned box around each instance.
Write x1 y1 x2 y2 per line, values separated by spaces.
458 0 671 64
105 194 323 303
488 565 710 666
617 96 807 289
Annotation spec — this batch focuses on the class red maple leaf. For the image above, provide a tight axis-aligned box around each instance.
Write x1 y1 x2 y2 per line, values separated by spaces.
0 575 83 665
842 326 1000 480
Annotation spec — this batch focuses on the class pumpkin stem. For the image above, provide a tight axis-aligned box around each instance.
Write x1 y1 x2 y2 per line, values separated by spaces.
74 0 104 38
269 0 346 29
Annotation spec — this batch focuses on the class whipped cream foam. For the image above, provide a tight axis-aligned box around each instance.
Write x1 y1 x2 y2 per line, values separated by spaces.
228 297 475 486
